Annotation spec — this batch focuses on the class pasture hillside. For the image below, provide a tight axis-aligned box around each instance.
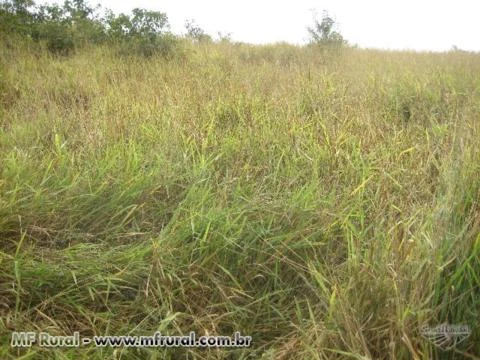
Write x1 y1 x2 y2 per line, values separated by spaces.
1 40 479 359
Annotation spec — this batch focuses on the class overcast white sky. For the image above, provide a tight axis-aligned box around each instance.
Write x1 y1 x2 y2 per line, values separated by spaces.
91 0 479 51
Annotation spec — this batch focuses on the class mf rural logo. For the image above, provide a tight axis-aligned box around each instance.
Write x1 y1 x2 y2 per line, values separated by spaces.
420 323 471 350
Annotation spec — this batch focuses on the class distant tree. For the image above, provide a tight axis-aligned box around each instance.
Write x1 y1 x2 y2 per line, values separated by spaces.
216 31 231 43
307 11 346 48
185 19 211 43
32 0 105 54
105 8 177 58
105 10 132 40
3 0 34 17
130 8 169 38
63 0 95 20
35 2 65 23
65 0 105 44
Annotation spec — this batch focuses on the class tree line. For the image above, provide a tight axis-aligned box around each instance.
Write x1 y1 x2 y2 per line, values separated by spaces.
1 0 346 57
0 0 179 56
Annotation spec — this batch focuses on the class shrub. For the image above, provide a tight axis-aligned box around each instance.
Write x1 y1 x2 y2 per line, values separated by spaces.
0 0 36 35
114 32 180 59
36 21 75 55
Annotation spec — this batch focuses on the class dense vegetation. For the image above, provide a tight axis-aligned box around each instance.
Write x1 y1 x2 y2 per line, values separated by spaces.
0 0 180 57
1 1 479 359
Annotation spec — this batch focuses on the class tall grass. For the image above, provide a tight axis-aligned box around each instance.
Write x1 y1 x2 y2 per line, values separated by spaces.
1 40 479 359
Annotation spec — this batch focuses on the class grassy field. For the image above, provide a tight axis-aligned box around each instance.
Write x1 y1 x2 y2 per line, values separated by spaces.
1 39 479 359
